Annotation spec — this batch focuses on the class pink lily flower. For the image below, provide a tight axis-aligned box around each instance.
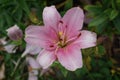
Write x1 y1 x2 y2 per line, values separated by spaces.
25 6 97 71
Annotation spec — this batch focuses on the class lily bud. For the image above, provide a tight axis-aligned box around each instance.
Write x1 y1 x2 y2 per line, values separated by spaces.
6 25 23 41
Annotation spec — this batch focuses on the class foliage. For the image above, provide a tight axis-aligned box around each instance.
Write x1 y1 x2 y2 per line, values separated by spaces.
85 0 120 34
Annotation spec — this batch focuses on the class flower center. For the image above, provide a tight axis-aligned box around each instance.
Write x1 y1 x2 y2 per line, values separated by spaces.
57 32 81 48
57 31 67 48
56 20 81 48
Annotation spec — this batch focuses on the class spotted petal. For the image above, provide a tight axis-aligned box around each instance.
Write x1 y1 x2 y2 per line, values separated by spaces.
25 25 58 49
74 30 97 49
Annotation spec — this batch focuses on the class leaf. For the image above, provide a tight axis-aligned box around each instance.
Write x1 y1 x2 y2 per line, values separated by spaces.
113 15 120 33
84 5 103 15
66 72 78 80
17 22 26 30
0 0 8 4
75 67 87 77
89 14 108 27
117 0 120 3
58 64 68 77
102 0 112 8
13 8 23 21
4 13 14 26
114 75 120 80
100 68 110 76
98 59 106 67
0 16 4 29
62 69 68 77
11 40 22 46
52 61 68 77
64 0 73 10
96 20 108 34
97 45 106 56
17 0 30 15
84 56 91 70
109 10 119 20
91 73 103 78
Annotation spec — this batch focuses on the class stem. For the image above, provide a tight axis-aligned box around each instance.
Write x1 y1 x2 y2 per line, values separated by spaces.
11 57 22 77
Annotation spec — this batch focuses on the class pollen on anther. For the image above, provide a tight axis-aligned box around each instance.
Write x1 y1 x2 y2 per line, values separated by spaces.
59 31 63 36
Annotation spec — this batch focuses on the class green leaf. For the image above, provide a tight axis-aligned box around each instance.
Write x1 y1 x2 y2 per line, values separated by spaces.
11 40 22 46
102 0 112 8
114 75 120 80
100 68 110 76
4 13 13 26
113 15 120 33
91 73 103 78
75 67 87 77
66 72 78 80
17 22 26 30
13 8 23 21
89 14 108 27
4 53 11 62
64 0 73 10
111 0 117 9
117 0 120 10
0 15 4 29
84 5 103 15
52 61 68 77
109 10 119 20
62 69 68 77
97 59 106 67
0 0 9 4
17 0 30 15
117 0 120 3
96 20 108 34
97 45 106 55
104 8 112 15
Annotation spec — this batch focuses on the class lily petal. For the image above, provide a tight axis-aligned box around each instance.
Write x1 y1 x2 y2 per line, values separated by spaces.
37 50 56 69
0 38 16 53
57 44 83 71
28 74 38 80
62 7 84 31
27 56 39 80
26 56 40 70
25 25 58 49
22 44 42 57
43 6 61 28
25 25 50 47
74 30 97 49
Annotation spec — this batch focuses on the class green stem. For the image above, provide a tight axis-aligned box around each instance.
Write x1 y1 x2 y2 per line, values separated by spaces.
11 57 22 77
